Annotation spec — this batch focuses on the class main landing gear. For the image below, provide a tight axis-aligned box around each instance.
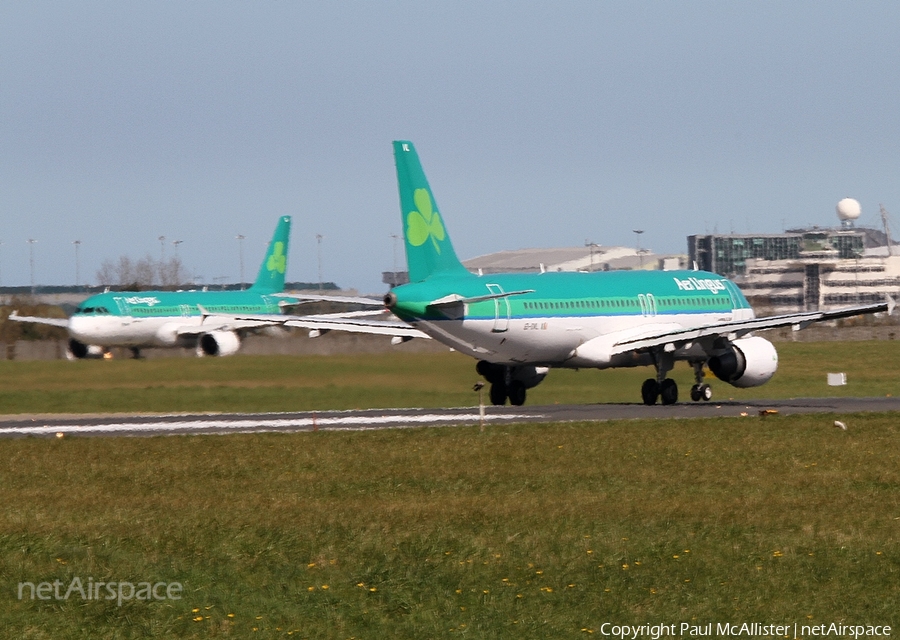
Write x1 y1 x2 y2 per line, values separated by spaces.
476 361 547 407
640 356 713 406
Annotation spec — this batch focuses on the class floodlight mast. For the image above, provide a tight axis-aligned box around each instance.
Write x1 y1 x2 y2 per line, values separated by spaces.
881 204 894 257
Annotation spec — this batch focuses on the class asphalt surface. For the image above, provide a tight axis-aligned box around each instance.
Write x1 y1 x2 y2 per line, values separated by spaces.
1 396 899 438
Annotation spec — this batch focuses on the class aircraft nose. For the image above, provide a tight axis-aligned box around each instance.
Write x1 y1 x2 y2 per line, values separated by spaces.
67 316 91 341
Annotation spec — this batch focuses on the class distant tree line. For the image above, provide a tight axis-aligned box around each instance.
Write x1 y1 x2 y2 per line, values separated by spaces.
95 255 187 290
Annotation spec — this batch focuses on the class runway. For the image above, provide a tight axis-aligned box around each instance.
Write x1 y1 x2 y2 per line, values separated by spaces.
1 396 899 438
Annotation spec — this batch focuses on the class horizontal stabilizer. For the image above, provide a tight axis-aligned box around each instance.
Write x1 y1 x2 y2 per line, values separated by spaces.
428 289 535 308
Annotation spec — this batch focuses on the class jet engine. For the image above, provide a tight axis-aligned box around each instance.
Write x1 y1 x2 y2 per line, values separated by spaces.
707 336 778 388
197 330 242 357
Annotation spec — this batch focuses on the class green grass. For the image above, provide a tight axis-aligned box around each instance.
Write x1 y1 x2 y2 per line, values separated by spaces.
0 341 899 414
2 343 900 637
1 414 899 638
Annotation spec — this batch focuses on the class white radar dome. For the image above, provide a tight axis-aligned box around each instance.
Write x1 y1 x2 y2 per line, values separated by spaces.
836 198 862 221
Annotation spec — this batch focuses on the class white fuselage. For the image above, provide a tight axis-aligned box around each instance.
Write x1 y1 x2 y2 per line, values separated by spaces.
408 306 754 367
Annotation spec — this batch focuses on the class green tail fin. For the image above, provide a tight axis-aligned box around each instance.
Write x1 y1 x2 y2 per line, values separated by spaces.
393 141 469 283
249 215 291 292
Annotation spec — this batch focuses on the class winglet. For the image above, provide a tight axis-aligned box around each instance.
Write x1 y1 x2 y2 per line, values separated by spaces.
888 294 896 316
197 305 211 322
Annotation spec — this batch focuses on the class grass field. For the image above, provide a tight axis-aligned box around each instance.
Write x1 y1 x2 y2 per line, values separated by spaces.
0 340 899 414
2 414 899 638
1 342 899 638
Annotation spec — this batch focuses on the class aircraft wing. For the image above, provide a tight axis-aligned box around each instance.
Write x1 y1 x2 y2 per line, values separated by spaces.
279 315 429 338
273 293 384 306
7 311 69 328
609 299 893 355
204 308 429 339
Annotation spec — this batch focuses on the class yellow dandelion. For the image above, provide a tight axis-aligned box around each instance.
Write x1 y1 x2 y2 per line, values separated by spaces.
357 582 365 587
192 608 200 613
369 587 377 592
227 613 235 618
673 554 679 559
535 570 543 575
307 586 315 592
193 616 203 622
307 562 315 568
587 550 593 554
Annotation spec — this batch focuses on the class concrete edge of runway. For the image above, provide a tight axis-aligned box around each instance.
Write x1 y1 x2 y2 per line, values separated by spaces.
1 396 899 438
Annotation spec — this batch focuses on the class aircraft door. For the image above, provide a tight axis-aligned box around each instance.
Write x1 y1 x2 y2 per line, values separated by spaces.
113 297 131 324
724 281 750 320
486 283 510 333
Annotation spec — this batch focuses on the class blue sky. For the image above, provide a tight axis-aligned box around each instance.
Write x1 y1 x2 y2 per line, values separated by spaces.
2 2 899 293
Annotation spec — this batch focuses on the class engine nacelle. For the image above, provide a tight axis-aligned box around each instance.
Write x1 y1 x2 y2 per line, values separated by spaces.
708 336 778 388
197 330 242 357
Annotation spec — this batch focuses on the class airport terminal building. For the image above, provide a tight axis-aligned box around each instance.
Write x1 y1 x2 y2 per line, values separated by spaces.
689 200 900 313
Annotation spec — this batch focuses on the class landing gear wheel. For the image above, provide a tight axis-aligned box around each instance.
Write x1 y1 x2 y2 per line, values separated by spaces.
489 383 508 406
660 378 678 405
507 381 527 406
699 383 712 401
690 384 702 402
641 379 660 406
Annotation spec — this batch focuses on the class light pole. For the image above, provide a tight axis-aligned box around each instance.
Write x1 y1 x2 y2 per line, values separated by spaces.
27 238 37 294
158 236 166 262
172 240 183 286
235 234 245 290
632 229 644 268
390 233 401 286
584 240 599 272
316 234 324 291
0 240 4 287
73 240 82 288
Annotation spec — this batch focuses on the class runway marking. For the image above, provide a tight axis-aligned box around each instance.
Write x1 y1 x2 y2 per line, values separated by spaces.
0 412 540 437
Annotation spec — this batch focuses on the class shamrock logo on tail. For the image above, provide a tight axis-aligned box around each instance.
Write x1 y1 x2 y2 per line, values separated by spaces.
406 189 446 254
267 241 286 275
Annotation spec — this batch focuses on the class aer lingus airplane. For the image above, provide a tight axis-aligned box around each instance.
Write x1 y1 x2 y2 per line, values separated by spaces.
11 216 301 358
230 141 895 405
